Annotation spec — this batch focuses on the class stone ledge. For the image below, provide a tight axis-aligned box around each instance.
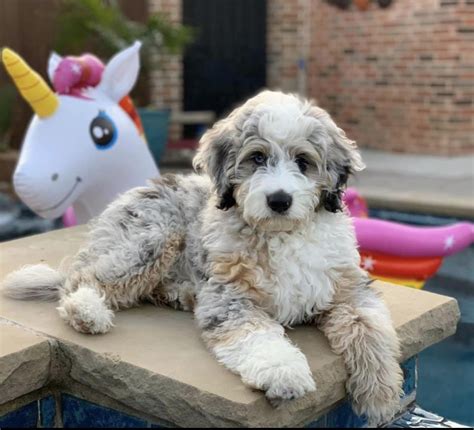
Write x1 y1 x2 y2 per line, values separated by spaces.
0 322 51 405
0 228 461 427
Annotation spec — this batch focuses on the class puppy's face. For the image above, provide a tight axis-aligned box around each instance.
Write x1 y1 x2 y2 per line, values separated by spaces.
233 118 323 232
194 91 365 232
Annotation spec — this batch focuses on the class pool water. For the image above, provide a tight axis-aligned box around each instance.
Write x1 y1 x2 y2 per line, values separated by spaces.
418 272 474 426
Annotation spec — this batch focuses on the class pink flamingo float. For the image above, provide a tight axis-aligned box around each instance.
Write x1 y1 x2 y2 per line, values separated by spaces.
344 188 474 288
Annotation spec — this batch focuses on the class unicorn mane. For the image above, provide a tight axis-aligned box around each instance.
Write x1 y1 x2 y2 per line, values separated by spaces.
52 53 144 136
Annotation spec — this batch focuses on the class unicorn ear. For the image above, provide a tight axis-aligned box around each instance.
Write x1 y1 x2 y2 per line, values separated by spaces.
98 41 141 102
47 52 63 83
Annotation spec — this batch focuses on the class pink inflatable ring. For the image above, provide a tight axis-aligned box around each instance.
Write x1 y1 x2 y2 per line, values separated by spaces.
352 218 474 258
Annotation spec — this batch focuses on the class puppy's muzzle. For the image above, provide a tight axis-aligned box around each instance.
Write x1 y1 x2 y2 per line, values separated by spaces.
267 190 292 214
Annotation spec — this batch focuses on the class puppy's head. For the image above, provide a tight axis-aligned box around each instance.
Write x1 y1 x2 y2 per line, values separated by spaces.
193 90 365 231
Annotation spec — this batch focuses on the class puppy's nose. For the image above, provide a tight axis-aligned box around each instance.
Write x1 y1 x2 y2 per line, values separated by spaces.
267 191 292 214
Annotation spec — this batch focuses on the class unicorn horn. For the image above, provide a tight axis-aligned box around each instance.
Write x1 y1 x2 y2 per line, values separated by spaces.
1 48 58 118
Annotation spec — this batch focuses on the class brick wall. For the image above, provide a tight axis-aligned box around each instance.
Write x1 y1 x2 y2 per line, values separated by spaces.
267 0 311 93
307 0 474 155
147 0 473 155
148 0 182 139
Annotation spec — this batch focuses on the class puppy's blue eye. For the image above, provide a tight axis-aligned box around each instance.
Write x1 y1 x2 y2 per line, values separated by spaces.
251 152 267 166
90 111 117 150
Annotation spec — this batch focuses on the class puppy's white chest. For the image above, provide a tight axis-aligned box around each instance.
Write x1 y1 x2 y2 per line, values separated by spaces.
263 228 336 326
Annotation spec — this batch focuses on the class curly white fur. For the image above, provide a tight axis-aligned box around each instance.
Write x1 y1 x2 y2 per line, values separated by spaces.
57 288 114 334
1 264 62 301
215 328 316 403
1 91 402 426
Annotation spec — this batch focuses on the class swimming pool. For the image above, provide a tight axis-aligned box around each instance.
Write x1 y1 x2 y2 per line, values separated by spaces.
418 264 474 426
370 208 474 426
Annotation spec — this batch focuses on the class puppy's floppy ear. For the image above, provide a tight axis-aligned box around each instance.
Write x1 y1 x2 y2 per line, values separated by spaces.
320 163 350 213
316 110 365 213
193 119 237 210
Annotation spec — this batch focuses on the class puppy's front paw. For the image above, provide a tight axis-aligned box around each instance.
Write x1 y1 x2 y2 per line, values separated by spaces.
262 362 316 406
57 288 114 334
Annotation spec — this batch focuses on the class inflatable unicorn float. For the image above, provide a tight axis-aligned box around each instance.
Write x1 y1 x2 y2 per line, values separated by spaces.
1 42 159 225
344 188 474 288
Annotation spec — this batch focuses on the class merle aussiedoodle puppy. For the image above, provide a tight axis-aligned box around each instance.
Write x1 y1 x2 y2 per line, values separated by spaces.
2 90 403 425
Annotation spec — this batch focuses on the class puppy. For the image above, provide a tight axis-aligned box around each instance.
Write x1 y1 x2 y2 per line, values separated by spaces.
2 91 403 425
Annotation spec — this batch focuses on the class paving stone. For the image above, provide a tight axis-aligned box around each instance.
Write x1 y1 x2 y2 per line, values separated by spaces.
0 324 50 405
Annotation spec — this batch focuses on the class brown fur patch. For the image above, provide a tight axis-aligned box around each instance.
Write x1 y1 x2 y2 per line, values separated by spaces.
256 243 272 276
329 265 372 304
160 174 179 191
204 319 271 348
181 290 196 311
211 253 268 304
158 233 185 278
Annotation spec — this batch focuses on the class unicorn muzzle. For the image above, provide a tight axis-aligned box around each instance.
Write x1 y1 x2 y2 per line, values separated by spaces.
13 168 81 219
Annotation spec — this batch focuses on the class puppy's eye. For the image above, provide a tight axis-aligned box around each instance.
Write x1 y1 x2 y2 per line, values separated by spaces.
251 152 267 166
295 156 309 173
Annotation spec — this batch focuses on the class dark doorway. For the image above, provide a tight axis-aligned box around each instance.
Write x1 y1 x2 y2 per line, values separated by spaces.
182 0 267 136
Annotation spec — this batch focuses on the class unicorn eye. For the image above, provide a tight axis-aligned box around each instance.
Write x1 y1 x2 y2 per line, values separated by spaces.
90 111 117 149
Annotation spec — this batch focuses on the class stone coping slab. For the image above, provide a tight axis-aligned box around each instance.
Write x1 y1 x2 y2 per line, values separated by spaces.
0 227 461 427
0 322 51 405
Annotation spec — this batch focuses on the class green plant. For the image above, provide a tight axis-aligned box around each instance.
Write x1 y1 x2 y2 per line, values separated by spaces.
0 84 15 152
55 0 194 104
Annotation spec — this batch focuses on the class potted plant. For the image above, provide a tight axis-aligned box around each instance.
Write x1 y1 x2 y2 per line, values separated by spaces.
55 0 194 164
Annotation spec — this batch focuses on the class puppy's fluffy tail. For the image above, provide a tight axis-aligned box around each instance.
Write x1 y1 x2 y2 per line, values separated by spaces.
1 264 63 301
